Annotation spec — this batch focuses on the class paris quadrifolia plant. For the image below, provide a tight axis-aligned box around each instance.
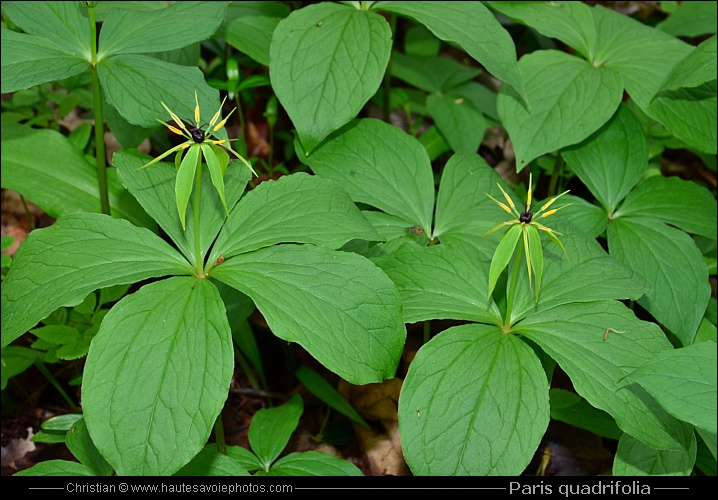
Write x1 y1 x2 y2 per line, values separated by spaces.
139 90 257 234
484 173 571 314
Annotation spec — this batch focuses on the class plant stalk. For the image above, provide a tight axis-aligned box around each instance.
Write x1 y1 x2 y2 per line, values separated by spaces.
548 154 564 198
381 14 397 123
35 361 80 413
214 411 227 455
87 4 110 216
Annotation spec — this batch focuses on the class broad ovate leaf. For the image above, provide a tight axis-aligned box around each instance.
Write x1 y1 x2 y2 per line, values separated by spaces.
1 30 89 93
562 104 648 213
372 241 502 325
517 301 695 452
270 2 391 153
616 175 717 240
613 433 696 476
378 1 527 104
98 2 228 58
497 49 623 170
212 244 405 385
1 124 154 229
399 323 549 475
300 118 435 234
608 217 710 346
209 173 379 261
626 341 717 435
249 394 303 471
1 213 192 348
83 277 234 476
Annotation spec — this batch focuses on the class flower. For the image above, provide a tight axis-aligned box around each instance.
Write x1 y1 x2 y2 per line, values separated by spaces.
484 173 571 302
137 90 257 229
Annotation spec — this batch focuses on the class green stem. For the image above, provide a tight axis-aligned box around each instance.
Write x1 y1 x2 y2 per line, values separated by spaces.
504 240 524 328
234 345 260 391
193 154 203 276
19 195 35 230
381 14 397 123
214 411 227 455
548 154 564 198
423 320 431 345
87 4 110 215
34 361 80 413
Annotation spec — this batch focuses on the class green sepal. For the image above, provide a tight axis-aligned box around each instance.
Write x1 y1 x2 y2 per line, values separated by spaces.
201 143 230 219
488 223 522 299
176 144 201 230
526 225 544 302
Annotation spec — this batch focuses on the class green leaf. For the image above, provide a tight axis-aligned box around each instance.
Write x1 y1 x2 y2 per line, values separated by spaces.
225 445 264 472
66 418 114 476
510 220 650 323
209 173 378 262
267 451 363 476
378 1 527 104
372 241 502 325
648 80 717 155
0 30 89 93
1 124 154 229
13 460 96 476
2 1 90 58
399 324 549 475
175 144 201 230
0 346 38 390
295 366 369 428
562 104 648 213
427 93 485 154
613 433 696 476
83 277 234 476
656 1 717 37
1 213 191 348
390 52 482 93
224 2 290 66
114 149 250 269
270 3 391 153
549 388 623 441
433 153 515 241
302 119 435 234
250 394 303 471
616 175 718 240
212 245 405 385
626 341 717 435
590 7 693 113
659 35 717 92
517 301 695 452
175 445 250 476
549 194 608 239
98 2 228 58
608 217 710 346
497 50 623 170
98 54 221 128
487 224 522 299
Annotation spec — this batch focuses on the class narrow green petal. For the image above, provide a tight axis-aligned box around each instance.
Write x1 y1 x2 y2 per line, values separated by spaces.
225 145 258 177
136 143 187 170
487 224 522 299
523 225 532 291
535 223 569 262
483 221 516 237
